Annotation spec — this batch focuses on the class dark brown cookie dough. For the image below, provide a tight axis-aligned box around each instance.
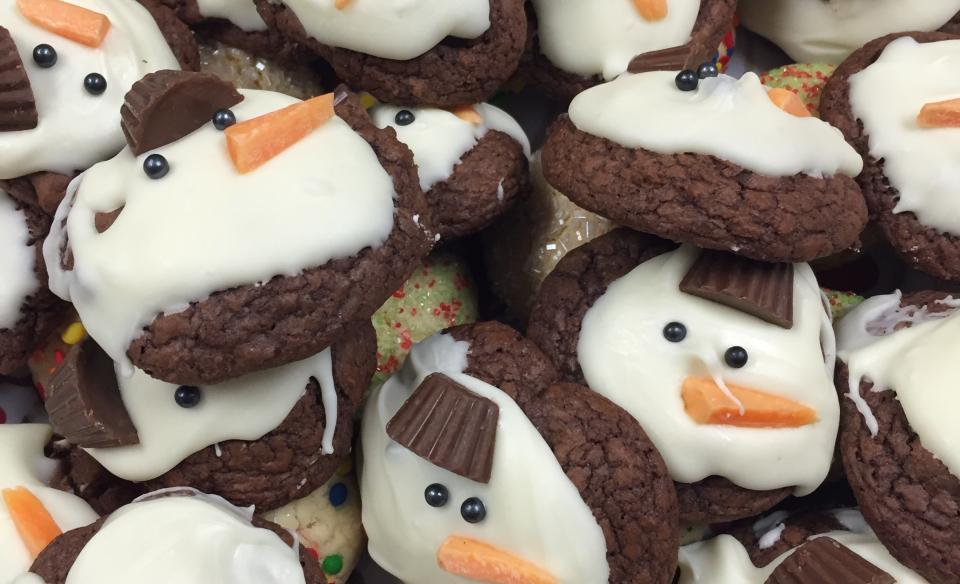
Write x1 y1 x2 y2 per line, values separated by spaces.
541 116 868 263
255 0 527 106
940 11 960 35
820 31 960 281
136 0 201 71
721 508 848 568
676 477 791 525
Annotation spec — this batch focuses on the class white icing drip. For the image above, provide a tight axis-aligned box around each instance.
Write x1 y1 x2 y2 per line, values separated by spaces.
832 508 870 534
578 246 838 494
757 523 786 550
0 0 180 178
361 333 610 584
532 0 700 80
0 190 37 329
739 0 960 63
44 90 396 371
214 443 222 457
132 487 256 523
85 348 336 482
65 495 305 584
849 37 960 237
275 0 490 60
751 510 790 537
371 103 529 192
196 0 268 31
568 71 864 178
1 425 98 583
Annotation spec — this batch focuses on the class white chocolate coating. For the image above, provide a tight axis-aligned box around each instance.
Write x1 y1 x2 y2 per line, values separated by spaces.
65 493 305 584
532 0 700 80
569 71 863 178
44 90 398 373
739 0 960 64
578 246 838 495
371 103 529 192
361 333 610 584
197 0 268 31
849 37 960 237
0 0 180 179
1 425 98 583
275 0 490 60
0 190 37 330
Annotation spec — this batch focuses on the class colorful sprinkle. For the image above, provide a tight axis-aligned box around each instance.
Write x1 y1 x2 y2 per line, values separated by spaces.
329 482 348 507
60 321 86 345
322 554 344 575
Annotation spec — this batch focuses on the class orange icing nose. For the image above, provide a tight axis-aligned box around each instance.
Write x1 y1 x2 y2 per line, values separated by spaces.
681 375 818 428
767 88 813 118
917 97 960 129
437 536 559 584
633 0 668 22
3 486 63 559
16 0 111 47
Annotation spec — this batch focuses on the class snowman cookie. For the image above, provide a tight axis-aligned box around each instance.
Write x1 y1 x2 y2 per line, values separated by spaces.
27 489 324 584
836 290 960 583
541 69 867 263
255 0 527 107
525 0 736 101
528 229 841 523
739 0 960 64
361 321 680 584
370 102 530 240
820 33 960 282
44 70 432 385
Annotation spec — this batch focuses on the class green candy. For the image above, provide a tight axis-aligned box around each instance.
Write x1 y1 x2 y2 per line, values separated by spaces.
322 554 344 575
823 289 865 323
761 63 836 117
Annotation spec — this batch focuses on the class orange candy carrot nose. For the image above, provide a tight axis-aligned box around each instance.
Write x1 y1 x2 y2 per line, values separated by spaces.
917 98 960 129
3 486 63 558
17 0 111 48
438 536 558 584
633 0 668 21
449 105 483 125
681 376 817 428
767 88 812 118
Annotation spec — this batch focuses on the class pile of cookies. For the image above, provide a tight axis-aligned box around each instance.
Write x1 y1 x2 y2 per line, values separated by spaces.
1 0 959 583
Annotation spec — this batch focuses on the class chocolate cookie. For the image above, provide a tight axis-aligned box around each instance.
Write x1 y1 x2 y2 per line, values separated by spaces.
836 291 960 583
529 229 842 523
256 0 527 106
361 321 679 583
820 32 960 281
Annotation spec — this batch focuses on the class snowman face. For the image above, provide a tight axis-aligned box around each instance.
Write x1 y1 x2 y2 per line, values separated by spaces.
578 246 839 495
0 0 180 179
0 190 37 330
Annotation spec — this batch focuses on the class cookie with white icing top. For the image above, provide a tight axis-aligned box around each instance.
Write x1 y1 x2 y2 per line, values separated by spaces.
255 0 527 107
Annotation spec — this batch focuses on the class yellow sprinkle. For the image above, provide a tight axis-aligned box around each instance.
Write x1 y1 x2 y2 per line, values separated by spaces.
60 322 86 345
358 93 378 110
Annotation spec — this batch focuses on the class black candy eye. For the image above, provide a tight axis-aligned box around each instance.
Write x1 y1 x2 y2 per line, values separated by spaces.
663 322 687 343
83 72 107 95
394 110 415 126
212 109 236 130
460 497 486 523
424 484 448 507
32 44 57 68
174 385 202 408
697 62 719 79
143 154 169 179
675 69 698 91
724 346 748 369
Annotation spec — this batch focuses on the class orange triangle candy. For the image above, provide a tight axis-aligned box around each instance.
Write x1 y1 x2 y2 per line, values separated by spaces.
334 0 353 8
438 537 558 584
917 98 960 129
3 486 63 558
16 0 111 47
767 88 812 118
449 105 483 125
633 0 668 22
681 376 818 428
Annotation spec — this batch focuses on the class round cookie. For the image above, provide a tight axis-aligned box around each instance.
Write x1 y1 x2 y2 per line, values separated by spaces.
836 290 960 583
361 321 679 583
44 71 432 385
370 102 530 240
739 0 960 64
541 69 867 263
820 32 960 282
255 0 527 107
761 63 836 118
528 229 842 523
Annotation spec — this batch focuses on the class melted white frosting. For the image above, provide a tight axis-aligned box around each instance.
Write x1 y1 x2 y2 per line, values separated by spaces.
196 0 267 31
275 0 490 60
1 425 98 583
0 0 179 179
65 495 305 584
85 348 336 482
371 103 530 192
577 246 838 495
0 190 37 330
849 37 960 236
44 90 398 373
569 71 863 178
361 334 610 584
532 0 700 80
739 0 960 64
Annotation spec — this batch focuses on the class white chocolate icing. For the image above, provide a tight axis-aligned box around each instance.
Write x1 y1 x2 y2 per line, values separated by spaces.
85 348 337 482
65 493 305 584
44 90 398 373
577 246 838 495
677 532 927 583
532 0 700 80
371 103 530 192
274 0 490 60
0 190 37 330
0 0 180 179
1 425 98 583
568 71 863 178
196 0 268 31
361 333 610 584
848 37 960 237
739 0 960 64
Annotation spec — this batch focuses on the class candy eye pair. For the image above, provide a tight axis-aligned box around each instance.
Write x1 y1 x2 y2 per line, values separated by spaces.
32 44 107 95
424 483 486 524
662 322 749 368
